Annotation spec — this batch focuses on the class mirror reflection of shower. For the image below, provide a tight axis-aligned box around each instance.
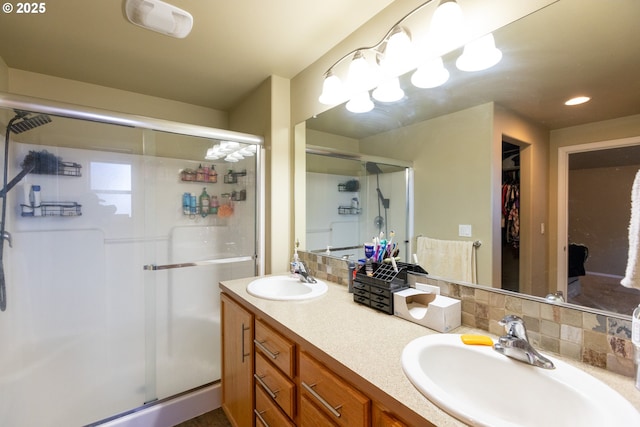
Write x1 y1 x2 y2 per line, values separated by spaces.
305 150 411 262
1 110 53 311
366 162 390 237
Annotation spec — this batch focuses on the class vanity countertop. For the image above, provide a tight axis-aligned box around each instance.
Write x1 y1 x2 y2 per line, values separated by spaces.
220 275 640 426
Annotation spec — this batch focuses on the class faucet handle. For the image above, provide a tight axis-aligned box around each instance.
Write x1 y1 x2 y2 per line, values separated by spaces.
499 315 529 341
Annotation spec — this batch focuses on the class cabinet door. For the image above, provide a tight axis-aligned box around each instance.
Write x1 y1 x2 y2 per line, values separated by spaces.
255 318 295 377
255 383 296 427
221 293 254 427
372 403 408 427
255 351 296 418
300 394 338 427
300 352 370 427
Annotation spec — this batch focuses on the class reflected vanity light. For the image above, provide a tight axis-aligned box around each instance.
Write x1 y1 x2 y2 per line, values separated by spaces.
346 91 375 113
318 0 503 113
373 76 405 102
411 56 450 88
455 33 502 72
205 141 256 162
565 96 591 106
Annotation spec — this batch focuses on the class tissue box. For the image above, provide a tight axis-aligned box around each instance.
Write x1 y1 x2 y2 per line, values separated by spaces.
393 288 461 332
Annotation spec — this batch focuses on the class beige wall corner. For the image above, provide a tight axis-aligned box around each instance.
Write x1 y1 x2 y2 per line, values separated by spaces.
0 56 8 92
231 75 292 274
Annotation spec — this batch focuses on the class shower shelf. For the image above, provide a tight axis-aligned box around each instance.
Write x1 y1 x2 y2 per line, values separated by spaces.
29 161 83 177
20 202 82 217
338 206 361 215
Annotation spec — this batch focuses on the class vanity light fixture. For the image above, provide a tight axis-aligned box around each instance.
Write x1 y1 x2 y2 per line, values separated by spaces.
124 0 193 38
564 96 591 106
318 0 503 113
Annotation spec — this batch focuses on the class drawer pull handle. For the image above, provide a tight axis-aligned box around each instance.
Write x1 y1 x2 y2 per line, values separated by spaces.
254 409 270 427
254 373 278 399
302 381 342 418
254 339 280 359
241 324 251 363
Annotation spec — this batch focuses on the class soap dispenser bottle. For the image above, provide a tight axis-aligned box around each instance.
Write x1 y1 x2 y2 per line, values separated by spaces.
290 239 301 277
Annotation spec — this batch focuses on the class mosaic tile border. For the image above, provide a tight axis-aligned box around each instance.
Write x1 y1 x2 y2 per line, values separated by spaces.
299 251 636 378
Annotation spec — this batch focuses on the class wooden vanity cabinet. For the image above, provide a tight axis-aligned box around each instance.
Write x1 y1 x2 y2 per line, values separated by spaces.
221 293 254 427
254 318 297 425
221 291 429 427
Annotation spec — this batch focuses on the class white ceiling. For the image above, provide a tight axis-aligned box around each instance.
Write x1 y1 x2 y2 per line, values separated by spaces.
0 0 394 110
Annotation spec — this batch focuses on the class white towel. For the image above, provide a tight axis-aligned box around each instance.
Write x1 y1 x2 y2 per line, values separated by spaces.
416 237 476 283
622 169 640 289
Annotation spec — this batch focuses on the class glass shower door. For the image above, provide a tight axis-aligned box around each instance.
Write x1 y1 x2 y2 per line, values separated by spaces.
141 130 258 402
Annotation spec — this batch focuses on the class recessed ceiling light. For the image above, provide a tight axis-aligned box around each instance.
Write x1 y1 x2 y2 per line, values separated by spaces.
565 96 591 106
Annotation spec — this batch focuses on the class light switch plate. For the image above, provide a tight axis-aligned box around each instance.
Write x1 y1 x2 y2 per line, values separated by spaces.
458 224 472 237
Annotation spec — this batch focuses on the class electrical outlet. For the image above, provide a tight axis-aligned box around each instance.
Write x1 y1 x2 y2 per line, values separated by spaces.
458 224 472 237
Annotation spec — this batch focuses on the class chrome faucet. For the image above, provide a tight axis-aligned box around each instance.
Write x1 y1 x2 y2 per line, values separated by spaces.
293 260 317 284
493 315 555 369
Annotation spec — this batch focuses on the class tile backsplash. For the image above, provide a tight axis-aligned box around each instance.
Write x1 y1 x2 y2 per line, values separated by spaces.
299 251 635 378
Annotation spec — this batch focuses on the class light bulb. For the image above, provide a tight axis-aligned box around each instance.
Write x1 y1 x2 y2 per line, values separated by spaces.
347 51 374 94
380 27 414 77
411 57 450 88
346 91 374 113
373 77 404 103
318 72 344 105
429 0 464 55
456 33 502 72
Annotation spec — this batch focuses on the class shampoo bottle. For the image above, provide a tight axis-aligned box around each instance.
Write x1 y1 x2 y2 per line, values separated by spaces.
30 185 42 216
199 188 210 217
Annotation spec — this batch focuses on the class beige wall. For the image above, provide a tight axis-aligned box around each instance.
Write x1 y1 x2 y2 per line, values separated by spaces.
358 103 495 284
569 165 639 275
230 75 292 274
494 105 549 296
0 57 7 92
8 69 228 128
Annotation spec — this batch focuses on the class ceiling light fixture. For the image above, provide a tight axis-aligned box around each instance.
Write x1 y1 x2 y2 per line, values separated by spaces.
318 0 503 113
125 0 193 38
564 96 591 106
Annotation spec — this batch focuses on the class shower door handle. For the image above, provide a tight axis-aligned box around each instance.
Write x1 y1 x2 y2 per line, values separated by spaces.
143 255 254 271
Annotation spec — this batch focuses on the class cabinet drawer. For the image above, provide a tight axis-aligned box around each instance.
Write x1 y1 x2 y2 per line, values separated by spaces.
255 318 295 378
299 352 370 427
372 403 408 427
255 351 296 418
300 393 338 427
255 384 295 427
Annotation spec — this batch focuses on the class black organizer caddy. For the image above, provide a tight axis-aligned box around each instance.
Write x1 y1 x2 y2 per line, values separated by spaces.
353 262 427 314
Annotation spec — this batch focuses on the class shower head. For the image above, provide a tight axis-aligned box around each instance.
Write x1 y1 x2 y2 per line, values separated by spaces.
10 112 52 134
366 162 383 175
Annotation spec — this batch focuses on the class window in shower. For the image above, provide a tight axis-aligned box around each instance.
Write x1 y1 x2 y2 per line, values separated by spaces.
90 161 132 216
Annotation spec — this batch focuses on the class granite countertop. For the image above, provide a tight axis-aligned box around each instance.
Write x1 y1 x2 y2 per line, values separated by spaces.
220 275 640 426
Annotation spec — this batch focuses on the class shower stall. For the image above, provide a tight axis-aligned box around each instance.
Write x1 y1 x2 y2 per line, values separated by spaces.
0 93 264 426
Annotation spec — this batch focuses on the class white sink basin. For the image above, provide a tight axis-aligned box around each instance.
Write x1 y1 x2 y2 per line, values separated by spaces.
402 334 640 427
246 275 328 301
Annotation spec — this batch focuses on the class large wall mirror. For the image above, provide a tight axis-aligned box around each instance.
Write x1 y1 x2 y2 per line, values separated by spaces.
297 0 640 317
